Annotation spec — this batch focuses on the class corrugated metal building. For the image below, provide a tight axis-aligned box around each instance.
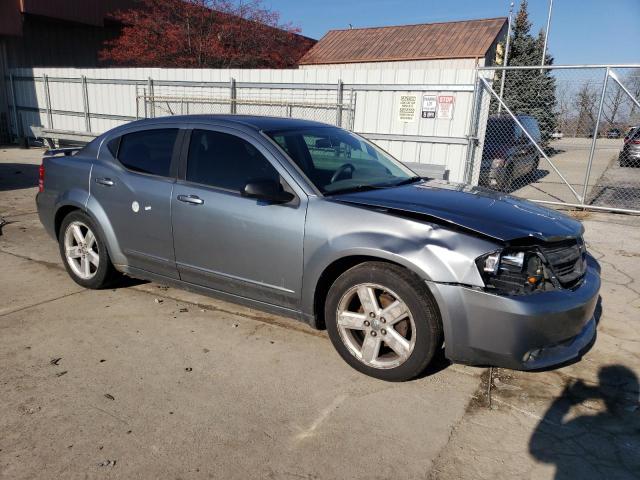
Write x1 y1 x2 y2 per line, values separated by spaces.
0 0 136 141
0 0 315 143
298 18 506 70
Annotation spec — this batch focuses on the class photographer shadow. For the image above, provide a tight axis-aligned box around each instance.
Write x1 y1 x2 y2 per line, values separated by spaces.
529 365 640 479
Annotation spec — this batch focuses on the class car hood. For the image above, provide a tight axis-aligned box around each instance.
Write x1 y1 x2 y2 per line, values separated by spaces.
331 179 584 243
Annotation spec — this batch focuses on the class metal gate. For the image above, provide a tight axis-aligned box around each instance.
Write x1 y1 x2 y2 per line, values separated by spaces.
466 65 640 214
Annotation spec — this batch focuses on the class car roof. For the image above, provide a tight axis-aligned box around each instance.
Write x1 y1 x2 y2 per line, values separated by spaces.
113 115 334 133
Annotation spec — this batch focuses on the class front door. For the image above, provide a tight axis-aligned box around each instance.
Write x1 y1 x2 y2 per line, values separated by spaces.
91 127 181 279
171 128 306 310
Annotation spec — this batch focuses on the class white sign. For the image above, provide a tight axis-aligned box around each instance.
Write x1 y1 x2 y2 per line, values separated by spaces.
397 94 418 122
422 94 437 118
437 95 455 119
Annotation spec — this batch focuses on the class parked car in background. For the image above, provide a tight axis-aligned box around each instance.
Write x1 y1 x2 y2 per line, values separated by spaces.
620 126 640 167
606 128 622 139
36 115 600 381
550 130 564 140
624 126 639 142
480 114 541 190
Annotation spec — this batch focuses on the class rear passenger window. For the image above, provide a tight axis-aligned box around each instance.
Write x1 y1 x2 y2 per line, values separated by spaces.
117 129 178 177
186 130 279 191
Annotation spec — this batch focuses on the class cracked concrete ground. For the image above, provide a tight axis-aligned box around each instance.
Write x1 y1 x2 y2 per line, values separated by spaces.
1 146 639 479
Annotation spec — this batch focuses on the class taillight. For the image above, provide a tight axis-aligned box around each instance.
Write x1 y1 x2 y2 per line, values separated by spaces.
632 139 640 145
38 162 45 192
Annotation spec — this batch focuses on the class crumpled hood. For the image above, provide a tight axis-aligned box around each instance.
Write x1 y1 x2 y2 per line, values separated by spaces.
331 179 584 243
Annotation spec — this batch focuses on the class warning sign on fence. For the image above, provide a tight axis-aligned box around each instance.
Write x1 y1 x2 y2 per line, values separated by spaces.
397 94 418 122
422 94 437 118
437 95 455 119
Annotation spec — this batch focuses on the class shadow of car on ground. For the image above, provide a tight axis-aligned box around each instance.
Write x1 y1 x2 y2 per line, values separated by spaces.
0 163 39 192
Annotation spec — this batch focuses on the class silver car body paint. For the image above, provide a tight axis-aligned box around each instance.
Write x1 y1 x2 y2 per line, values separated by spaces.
36 115 600 370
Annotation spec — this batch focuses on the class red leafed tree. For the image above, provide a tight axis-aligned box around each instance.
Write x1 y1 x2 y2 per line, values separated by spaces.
100 0 315 68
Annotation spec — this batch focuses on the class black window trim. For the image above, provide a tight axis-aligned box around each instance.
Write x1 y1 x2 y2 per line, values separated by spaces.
176 126 299 203
107 126 185 180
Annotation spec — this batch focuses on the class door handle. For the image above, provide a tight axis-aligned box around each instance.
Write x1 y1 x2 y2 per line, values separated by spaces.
95 177 114 186
177 194 204 205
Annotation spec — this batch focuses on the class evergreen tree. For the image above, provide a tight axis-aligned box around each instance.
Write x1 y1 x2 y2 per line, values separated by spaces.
490 0 558 144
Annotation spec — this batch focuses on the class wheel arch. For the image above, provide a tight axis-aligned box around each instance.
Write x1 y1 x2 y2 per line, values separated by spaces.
311 254 432 330
54 204 82 239
54 199 126 267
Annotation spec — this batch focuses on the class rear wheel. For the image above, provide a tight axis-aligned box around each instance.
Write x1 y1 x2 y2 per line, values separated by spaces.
325 262 442 381
58 211 118 289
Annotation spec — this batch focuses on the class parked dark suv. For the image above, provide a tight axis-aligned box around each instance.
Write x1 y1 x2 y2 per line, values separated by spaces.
480 114 541 190
620 126 640 167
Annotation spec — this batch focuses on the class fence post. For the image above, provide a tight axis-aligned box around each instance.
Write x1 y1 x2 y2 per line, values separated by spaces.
43 74 53 128
230 78 237 114
81 75 91 132
581 67 609 205
463 68 481 184
336 80 344 126
147 77 155 118
349 88 356 130
8 73 19 141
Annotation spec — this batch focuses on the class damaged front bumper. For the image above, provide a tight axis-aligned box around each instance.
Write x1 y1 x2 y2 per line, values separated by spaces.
427 265 600 371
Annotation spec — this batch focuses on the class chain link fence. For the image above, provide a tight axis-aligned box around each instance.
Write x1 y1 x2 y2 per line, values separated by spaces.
136 83 356 130
468 65 640 214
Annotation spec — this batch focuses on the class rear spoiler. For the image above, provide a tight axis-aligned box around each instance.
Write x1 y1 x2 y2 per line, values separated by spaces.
43 147 83 158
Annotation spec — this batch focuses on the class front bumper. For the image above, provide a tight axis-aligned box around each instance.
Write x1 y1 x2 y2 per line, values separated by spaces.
427 265 600 370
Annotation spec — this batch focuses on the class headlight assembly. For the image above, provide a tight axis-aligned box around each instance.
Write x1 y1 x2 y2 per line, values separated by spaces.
476 248 553 295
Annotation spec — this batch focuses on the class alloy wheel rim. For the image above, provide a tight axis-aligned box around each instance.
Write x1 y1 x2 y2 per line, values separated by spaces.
64 221 99 280
336 283 416 369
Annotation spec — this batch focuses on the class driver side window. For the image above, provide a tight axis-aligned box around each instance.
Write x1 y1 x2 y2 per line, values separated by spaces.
186 130 280 192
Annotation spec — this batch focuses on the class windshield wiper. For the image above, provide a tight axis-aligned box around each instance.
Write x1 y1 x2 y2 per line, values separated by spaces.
325 184 387 196
326 176 423 196
392 176 423 186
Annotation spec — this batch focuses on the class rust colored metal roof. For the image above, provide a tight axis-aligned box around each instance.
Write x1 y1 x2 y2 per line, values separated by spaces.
299 17 507 65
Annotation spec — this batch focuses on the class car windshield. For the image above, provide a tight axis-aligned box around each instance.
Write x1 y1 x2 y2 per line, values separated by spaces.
265 126 418 195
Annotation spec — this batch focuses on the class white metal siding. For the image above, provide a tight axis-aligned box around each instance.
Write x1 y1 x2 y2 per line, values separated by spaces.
9 65 477 182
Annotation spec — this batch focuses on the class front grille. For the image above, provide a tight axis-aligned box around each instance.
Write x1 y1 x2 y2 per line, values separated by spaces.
491 270 529 294
540 239 586 288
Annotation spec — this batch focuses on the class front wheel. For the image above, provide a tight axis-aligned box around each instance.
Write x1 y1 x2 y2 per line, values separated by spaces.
58 211 118 289
325 262 443 381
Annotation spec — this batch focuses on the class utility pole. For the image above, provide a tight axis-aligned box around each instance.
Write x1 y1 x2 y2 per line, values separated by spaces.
498 2 514 113
541 0 553 67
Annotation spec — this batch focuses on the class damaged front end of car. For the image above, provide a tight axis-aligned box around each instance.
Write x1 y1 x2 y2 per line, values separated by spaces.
475 236 588 296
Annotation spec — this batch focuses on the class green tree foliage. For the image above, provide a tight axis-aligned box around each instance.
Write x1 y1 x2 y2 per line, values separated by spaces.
491 0 558 144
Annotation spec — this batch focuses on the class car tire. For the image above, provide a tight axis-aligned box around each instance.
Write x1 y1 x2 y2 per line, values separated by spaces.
58 211 119 289
325 262 443 381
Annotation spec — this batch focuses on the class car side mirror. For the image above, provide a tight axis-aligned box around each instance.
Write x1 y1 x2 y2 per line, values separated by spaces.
242 180 294 204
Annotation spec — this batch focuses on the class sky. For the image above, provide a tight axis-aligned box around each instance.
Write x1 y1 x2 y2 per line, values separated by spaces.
266 0 640 65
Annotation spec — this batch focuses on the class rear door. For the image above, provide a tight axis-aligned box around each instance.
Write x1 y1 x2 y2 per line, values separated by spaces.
171 126 307 310
91 126 182 278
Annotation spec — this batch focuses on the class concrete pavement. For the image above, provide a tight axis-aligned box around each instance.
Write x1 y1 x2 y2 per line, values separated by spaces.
1 146 639 479
511 137 634 207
